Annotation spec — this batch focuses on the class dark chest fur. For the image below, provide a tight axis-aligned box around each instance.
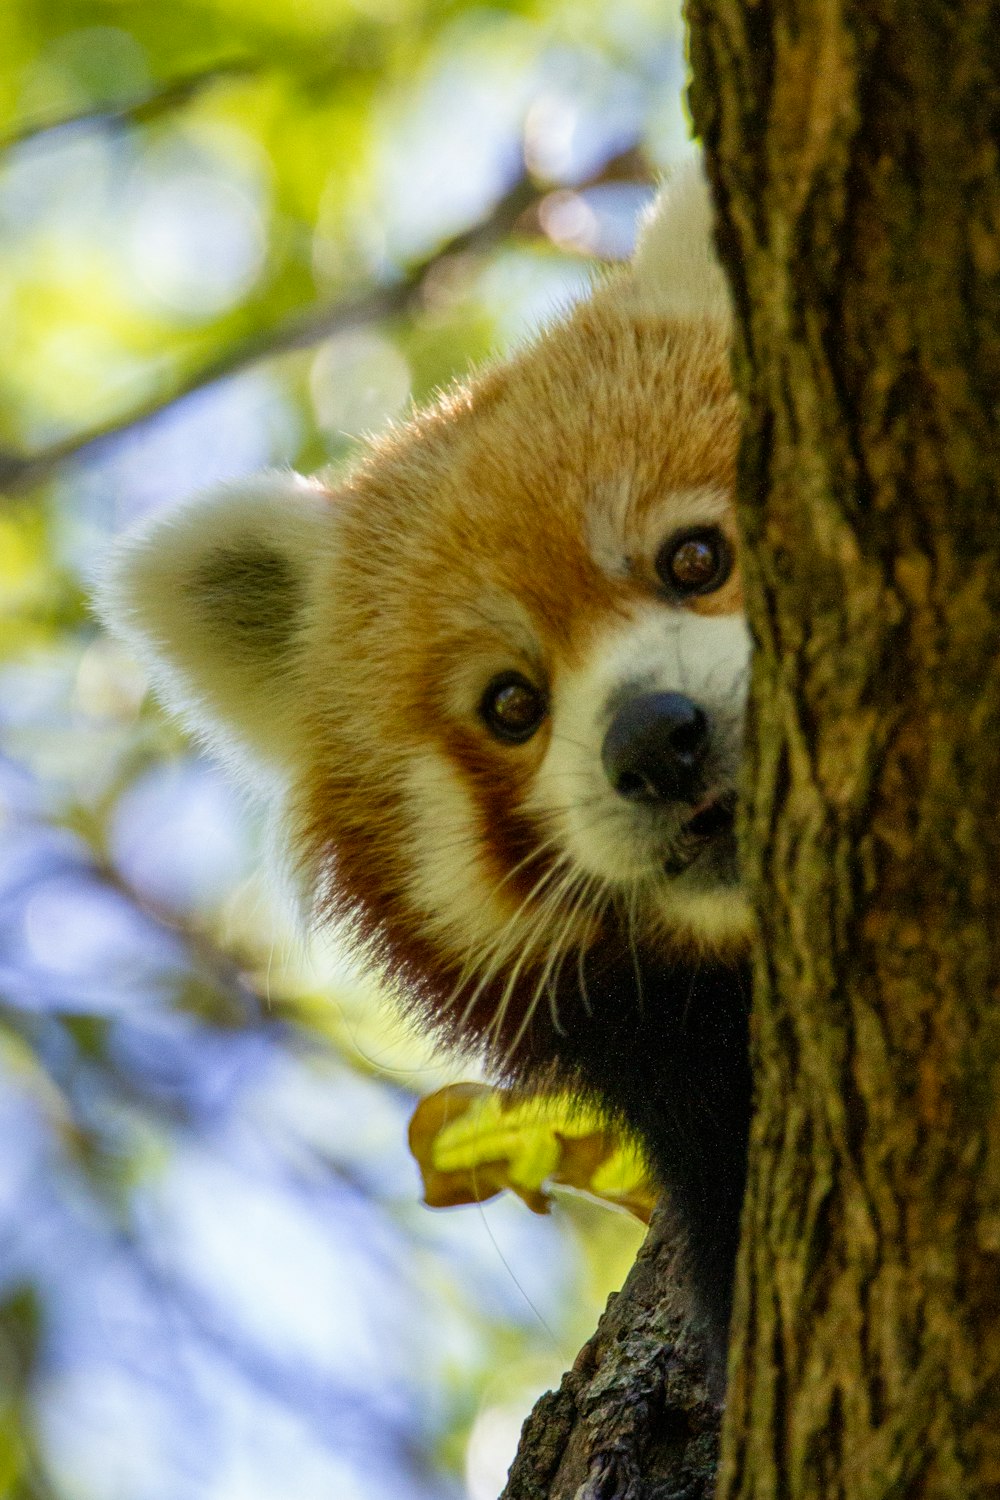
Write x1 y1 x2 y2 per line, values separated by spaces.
432 933 753 1370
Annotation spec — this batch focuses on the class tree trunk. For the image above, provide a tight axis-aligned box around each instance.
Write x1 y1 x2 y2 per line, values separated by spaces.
685 1 1000 1495
501 1204 722 1499
501 4 1000 1494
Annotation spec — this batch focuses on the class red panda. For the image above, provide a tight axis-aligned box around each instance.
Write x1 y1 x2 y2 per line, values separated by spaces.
98 164 752 1374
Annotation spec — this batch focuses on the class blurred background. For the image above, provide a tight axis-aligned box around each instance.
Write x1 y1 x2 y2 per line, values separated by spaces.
0 2 691 1495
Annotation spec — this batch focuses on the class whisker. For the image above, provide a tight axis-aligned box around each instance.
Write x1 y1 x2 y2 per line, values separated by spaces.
542 869 604 1036
452 855 572 1034
546 730 602 756
498 862 594 1047
485 862 583 1054
497 864 603 1071
532 878 587 1037
578 884 613 1024
625 878 645 1015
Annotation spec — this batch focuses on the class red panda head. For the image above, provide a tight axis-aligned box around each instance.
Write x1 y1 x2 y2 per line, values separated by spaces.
98 165 750 1067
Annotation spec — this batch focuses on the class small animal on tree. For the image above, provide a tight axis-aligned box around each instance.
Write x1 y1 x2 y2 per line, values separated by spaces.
98 164 751 1376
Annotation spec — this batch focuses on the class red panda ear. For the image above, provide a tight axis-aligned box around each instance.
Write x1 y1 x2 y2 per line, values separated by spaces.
96 471 336 781
627 157 732 325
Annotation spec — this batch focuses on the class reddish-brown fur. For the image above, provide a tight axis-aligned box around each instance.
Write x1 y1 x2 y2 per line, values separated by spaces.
99 173 752 1368
293 296 740 1056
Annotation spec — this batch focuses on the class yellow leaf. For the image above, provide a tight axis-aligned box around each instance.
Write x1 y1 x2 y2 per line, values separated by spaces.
408 1083 657 1223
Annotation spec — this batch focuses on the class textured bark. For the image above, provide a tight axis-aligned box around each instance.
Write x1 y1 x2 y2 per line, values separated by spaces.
685 1 1000 1496
501 1204 722 1499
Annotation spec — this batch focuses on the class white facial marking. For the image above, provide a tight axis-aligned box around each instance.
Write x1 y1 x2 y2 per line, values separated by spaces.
401 744 598 981
587 487 732 582
402 751 505 962
531 602 753 941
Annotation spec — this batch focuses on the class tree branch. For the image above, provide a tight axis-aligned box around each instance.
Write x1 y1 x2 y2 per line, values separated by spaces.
0 59 260 156
0 148 652 498
501 1204 721 1499
0 172 548 496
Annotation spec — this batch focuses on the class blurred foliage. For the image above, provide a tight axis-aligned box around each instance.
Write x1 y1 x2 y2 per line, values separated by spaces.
0 1 690 1497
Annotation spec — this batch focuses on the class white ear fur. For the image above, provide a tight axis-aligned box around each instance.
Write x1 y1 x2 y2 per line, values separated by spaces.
629 159 731 325
96 470 335 780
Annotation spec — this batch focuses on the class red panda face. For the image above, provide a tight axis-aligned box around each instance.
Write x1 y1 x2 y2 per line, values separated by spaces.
98 166 749 1058
98 169 754 1357
289 297 750 1025
383 537 752 1002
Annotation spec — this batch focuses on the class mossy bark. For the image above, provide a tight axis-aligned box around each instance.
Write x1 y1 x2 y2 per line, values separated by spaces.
685 1 1000 1495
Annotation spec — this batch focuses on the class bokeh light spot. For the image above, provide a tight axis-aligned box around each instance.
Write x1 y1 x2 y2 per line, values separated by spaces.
309 330 412 439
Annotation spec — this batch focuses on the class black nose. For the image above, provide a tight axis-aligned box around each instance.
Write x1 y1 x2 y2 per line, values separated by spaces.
602 692 709 806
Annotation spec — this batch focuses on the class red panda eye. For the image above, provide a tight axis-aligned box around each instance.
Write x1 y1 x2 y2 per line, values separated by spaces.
480 673 547 744
656 526 732 596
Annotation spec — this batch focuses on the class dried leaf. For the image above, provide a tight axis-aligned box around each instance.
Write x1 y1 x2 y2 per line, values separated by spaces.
408 1083 656 1223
